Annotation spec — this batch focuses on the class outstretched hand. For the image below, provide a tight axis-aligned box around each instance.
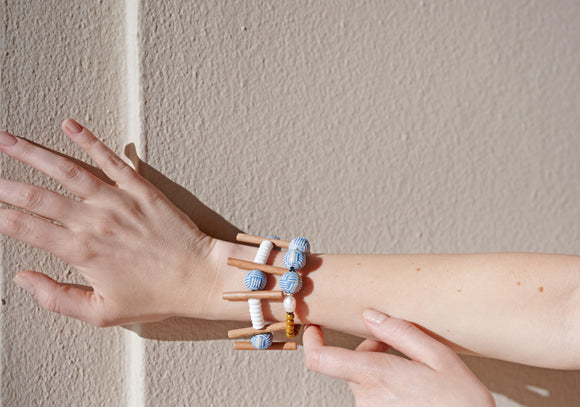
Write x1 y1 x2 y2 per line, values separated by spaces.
0 120 218 326
303 309 495 407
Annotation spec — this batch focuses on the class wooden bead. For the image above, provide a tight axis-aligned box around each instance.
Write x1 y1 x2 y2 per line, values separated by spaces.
286 312 295 338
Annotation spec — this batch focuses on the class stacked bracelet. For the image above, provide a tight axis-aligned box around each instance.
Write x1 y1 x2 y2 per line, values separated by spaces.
280 237 310 338
222 233 310 350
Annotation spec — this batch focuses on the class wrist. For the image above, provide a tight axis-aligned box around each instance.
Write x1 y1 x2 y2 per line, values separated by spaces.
173 237 269 321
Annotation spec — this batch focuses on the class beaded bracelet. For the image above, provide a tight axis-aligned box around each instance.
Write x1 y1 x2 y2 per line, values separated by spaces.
222 233 310 350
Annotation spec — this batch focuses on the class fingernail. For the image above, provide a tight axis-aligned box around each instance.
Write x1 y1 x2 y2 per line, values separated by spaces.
64 119 82 134
0 132 17 147
363 309 388 324
14 275 35 295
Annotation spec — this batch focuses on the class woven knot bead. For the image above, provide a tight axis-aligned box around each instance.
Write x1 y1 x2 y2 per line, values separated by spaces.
289 237 310 253
280 271 303 294
250 333 273 349
244 269 267 291
283 250 306 271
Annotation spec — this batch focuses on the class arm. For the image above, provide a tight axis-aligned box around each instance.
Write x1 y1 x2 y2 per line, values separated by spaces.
2 121 578 370
207 241 580 369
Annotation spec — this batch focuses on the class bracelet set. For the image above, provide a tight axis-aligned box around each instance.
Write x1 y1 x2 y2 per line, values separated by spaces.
222 233 310 350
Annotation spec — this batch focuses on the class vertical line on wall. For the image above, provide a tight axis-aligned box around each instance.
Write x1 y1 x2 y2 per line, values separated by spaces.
125 0 145 406
126 0 144 159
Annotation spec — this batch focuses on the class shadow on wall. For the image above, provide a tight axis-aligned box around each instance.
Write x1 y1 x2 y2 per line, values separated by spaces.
123 144 579 407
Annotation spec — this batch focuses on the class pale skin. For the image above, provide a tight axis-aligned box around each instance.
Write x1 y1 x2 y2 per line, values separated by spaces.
1 120 578 405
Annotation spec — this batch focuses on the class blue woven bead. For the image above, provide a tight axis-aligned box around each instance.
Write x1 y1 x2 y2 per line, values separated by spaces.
284 250 306 271
289 237 310 253
244 269 267 291
251 333 273 349
280 271 303 294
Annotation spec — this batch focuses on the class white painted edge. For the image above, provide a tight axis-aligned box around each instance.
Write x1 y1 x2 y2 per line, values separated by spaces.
124 1 145 407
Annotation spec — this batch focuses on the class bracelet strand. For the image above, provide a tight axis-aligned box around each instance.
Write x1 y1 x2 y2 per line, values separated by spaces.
223 233 310 350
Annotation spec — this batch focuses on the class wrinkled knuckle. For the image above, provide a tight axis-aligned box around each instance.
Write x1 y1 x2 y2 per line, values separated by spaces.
84 134 100 149
389 319 417 338
106 151 130 172
143 187 165 205
57 161 83 182
3 211 29 237
305 349 322 372
17 187 45 210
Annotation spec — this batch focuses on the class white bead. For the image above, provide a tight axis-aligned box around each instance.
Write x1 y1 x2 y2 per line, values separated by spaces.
283 295 296 313
254 240 274 264
246 239 273 330
248 298 265 329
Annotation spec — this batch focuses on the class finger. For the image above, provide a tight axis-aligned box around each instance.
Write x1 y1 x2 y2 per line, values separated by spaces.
362 309 459 371
0 131 106 198
355 338 391 353
62 119 142 190
0 208 80 262
303 325 368 383
0 178 83 226
13 270 107 326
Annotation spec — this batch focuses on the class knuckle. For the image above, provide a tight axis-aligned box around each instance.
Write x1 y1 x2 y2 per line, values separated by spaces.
2 211 29 237
93 216 118 236
72 234 97 263
106 151 129 172
56 161 83 182
38 291 60 314
388 319 418 338
143 187 165 205
84 134 100 149
16 187 45 210
433 345 460 368
305 349 322 372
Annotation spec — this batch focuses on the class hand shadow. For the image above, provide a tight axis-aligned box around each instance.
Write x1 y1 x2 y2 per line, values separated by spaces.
121 143 579 407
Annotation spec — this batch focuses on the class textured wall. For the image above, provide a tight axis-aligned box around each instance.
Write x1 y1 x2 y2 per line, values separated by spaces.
2 1 579 406
0 1 128 406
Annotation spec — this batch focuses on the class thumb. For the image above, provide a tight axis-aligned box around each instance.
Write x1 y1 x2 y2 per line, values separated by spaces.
362 309 459 370
13 270 108 327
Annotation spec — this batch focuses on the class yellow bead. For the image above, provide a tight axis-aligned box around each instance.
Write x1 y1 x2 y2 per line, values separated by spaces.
286 312 295 338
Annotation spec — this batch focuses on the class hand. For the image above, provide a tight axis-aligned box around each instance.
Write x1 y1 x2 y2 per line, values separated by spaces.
303 309 495 407
0 120 218 326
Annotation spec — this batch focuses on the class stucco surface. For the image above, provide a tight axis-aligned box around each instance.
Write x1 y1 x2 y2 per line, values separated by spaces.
0 1 127 406
2 1 579 406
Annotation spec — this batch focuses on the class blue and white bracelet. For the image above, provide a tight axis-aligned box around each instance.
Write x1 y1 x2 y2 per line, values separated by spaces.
223 233 311 350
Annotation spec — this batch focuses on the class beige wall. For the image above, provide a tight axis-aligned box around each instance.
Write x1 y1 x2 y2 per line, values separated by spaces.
2 1 579 406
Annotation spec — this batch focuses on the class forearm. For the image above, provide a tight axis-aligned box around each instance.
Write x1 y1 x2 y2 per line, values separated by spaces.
195 240 580 369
